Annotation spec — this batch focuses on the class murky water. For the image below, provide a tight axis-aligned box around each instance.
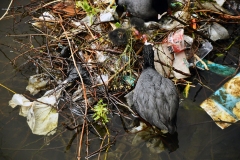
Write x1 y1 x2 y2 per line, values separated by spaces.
0 1 76 159
1 1 240 160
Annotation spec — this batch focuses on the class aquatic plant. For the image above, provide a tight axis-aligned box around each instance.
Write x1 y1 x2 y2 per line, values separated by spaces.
92 99 109 124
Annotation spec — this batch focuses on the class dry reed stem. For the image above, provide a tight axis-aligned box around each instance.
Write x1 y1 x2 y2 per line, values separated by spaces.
0 0 13 21
58 14 89 160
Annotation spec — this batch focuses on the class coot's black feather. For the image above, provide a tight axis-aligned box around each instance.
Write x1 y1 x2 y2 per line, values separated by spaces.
126 43 179 134
116 0 169 21
108 28 129 46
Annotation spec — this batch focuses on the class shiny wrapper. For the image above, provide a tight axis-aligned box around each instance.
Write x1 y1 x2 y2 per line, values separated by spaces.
200 72 240 129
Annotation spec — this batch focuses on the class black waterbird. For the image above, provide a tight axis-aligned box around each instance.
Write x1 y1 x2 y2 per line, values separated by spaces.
116 0 169 21
125 42 179 134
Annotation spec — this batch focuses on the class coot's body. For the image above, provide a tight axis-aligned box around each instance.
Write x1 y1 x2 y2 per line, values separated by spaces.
116 0 168 21
125 43 179 134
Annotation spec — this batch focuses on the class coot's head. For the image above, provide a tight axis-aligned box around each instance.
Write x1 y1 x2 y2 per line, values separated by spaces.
108 27 147 46
108 28 129 46
142 42 155 69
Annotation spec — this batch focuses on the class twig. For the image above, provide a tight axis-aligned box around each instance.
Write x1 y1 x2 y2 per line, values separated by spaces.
115 101 136 116
97 134 106 160
32 0 62 13
6 33 57 39
0 0 13 21
88 48 122 54
58 14 88 160
193 78 214 92
154 60 191 76
168 15 223 49
92 61 130 88
0 83 16 94
225 36 239 51
104 125 110 160
84 23 96 39
85 141 115 159
194 54 209 70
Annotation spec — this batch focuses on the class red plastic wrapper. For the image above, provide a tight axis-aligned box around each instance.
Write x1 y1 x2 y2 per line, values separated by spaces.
164 29 185 53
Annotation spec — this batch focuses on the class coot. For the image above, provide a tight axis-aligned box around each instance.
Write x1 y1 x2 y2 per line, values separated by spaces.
125 42 179 134
116 0 168 21
108 28 129 46
108 23 146 46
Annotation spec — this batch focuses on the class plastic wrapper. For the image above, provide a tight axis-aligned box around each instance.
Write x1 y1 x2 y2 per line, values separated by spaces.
215 0 226 6
153 43 174 77
156 29 190 79
160 11 190 30
172 51 190 79
64 63 92 85
208 22 229 41
26 73 50 95
38 11 57 21
167 29 185 53
196 59 236 76
123 75 136 86
200 1 232 15
197 41 213 59
200 72 240 129
100 8 118 22
9 89 61 135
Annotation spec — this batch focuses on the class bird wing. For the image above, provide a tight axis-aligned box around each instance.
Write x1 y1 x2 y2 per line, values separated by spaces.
124 0 158 20
160 77 179 122
133 68 173 130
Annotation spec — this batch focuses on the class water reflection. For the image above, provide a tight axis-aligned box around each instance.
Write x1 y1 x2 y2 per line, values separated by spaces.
92 120 179 160
1 1 240 160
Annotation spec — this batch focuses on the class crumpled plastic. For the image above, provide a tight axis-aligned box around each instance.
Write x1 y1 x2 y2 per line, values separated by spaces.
64 63 92 85
9 89 61 135
26 73 50 95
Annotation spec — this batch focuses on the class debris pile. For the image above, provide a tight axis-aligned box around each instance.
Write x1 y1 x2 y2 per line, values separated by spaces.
6 0 240 157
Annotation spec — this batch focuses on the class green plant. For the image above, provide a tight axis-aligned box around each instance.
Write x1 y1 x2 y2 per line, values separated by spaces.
115 22 121 28
92 99 109 124
76 0 99 25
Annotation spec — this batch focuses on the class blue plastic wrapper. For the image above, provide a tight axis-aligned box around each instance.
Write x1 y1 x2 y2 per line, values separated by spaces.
200 72 240 129
196 59 236 77
123 75 136 86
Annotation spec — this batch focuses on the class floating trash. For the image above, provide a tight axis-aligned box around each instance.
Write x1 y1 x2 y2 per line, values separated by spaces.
196 59 236 76
160 11 190 30
200 72 240 129
100 8 118 22
26 73 50 95
208 22 229 41
5 0 240 158
173 51 190 79
122 75 136 86
153 43 174 77
197 41 213 60
199 1 232 15
9 89 61 135
167 29 185 53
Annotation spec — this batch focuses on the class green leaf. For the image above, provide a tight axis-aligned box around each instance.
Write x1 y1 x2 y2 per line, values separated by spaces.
92 99 109 124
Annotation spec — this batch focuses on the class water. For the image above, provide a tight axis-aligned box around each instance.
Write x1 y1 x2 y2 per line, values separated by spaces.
0 1 76 159
1 1 240 160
